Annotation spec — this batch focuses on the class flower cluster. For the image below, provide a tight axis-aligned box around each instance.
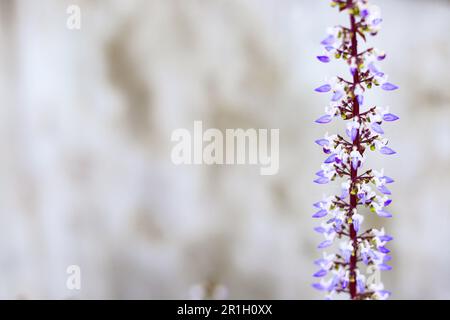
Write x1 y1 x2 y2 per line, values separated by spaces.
312 0 398 300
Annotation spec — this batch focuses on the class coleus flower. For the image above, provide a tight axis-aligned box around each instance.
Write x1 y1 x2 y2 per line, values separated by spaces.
312 0 398 300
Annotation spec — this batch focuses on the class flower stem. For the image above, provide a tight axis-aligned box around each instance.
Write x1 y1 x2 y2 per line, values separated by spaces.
349 11 360 300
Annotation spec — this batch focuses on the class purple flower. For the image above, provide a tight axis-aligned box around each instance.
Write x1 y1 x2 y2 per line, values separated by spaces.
353 219 360 233
368 62 384 77
377 53 386 61
346 127 358 142
357 278 365 293
361 252 370 265
315 115 332 124
372 18 383 26
351 157 359 170
341 250 351 263
377 185 391 195
313 209 328 218
324 154 337 163
317 55 330 63
313 269 328 277
379 235 394 242
378 246 390 254
312 283 325 291
383 113 399 122
383 176 395 184
377 210 392 218
321 35 335 46
314 177 329 184
315 139 329 146
371 123 384 134
315 84 332 93
357 95 364 106
331 91 343 102
380 146 396 155
313 201 325 208
378 264 392 271
381 82 399 91
315 170 325 177
318 240 333 248
314 226 326 233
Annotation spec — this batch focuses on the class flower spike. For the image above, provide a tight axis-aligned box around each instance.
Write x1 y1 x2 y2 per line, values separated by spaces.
312 0 398 300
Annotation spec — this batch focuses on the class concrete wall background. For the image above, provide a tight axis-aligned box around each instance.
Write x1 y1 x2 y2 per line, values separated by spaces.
0 0 449 299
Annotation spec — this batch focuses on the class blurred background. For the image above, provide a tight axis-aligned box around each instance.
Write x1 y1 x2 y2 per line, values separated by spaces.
0 0 449 299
